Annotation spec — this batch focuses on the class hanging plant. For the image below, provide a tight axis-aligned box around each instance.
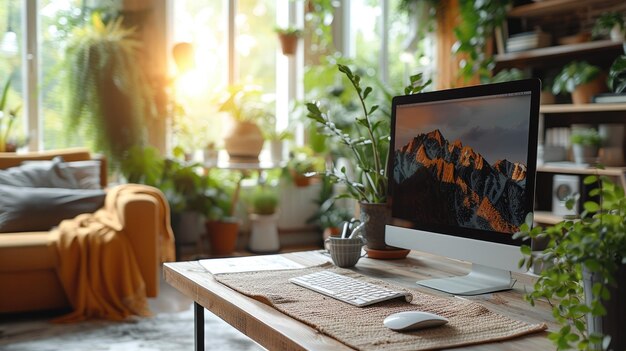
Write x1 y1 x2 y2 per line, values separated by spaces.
64 13 155 167
453 0 511 83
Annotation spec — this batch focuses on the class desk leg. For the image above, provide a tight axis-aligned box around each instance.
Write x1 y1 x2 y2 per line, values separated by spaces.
194 302 204 351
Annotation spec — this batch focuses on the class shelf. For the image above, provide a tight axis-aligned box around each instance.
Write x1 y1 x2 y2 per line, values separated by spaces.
495 40 623 67
537 164 626 176
507 0 614 18
533 211 565 225
540 103 626 113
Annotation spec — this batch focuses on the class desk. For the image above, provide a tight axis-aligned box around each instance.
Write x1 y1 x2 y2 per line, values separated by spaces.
163 250 555 351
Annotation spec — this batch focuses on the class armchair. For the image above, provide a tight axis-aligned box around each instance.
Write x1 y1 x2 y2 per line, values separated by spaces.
0 148 170 314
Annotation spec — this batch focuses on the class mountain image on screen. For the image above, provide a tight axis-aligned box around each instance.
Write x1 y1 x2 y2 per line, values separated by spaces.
392 129 527 234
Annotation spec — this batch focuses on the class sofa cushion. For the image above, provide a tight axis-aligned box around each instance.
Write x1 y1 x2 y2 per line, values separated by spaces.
0 157 78 188
22 159 101 189
0 185 106 233
0 232 58 271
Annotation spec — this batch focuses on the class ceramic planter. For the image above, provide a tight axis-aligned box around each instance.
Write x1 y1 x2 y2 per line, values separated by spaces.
224 120 264 161
206 219 239 256
359 202 391 250
248 213 280 253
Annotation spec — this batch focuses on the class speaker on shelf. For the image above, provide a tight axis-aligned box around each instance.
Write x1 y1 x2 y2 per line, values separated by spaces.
552 174 579 217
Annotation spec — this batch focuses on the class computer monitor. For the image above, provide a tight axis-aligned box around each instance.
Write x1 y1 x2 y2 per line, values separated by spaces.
387 79 540 295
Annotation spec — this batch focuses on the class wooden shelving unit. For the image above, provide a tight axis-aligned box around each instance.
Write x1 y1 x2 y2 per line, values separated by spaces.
507 0 613 18
495 40 623 68
540 103 626 114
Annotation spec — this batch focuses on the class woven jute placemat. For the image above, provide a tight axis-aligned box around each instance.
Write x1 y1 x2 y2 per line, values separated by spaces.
214 264 547 351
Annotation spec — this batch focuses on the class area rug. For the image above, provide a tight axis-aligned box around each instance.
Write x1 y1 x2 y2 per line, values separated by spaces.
0 279 262 351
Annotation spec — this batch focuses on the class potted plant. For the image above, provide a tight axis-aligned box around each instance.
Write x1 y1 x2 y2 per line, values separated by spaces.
64 13 155 167
552 61 605 104
514 175 626 350
592 12 625 42
248 185 280 253
307 174 353 241
608 55 626 94
204 176 240 257
218 84 267 162
306 64 430 252
285 145 325 187
275 26 302 55
571 128 603 164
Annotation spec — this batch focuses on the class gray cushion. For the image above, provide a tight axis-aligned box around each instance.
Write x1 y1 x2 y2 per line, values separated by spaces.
22 159 101 189
0 157 78 188
0 185 106 233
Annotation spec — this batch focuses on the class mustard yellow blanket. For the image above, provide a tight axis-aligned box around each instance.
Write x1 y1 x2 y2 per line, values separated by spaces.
51 184 175 322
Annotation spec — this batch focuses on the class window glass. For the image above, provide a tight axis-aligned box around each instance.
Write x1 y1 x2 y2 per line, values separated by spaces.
0 0 25 150
40 0 86 150
171 0 228 153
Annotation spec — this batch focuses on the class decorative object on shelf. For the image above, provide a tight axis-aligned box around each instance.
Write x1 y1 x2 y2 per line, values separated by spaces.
64 14 154 167
557 32 591 46
218 85 267 162
248 185 280 253
552 61 605 104
203 141 219 166
598 124 624 167
514 175 626 351
275 26 302 56
570 127 602 164
608 54 626 94
306 64 430 253
551 174 579 217
505 30 551 53
592 11 625 42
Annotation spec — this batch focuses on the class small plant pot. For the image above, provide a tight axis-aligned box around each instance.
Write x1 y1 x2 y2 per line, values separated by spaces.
572 144 598 164
224 120 264 162
571 78 605 104
206 219 239 256
278 34 298 55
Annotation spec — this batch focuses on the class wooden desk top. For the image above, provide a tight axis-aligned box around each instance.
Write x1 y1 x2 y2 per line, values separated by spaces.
164 250 555 351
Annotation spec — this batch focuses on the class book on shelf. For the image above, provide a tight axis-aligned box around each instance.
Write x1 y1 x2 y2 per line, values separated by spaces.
592 93 626 104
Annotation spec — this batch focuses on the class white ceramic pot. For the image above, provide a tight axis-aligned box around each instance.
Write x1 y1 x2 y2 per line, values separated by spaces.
248 213 280 253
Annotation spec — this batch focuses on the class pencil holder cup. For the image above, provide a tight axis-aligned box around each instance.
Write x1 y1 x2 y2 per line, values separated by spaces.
326 237 365 268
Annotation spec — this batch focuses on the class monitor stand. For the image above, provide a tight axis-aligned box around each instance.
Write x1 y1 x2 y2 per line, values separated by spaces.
416 264 514 296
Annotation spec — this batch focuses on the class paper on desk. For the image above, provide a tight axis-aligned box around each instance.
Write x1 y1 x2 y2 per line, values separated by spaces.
199 254 306 274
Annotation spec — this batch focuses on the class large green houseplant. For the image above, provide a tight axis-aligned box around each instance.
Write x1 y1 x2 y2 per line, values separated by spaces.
306 64 430 250
64 14 154 166
515 175 626 350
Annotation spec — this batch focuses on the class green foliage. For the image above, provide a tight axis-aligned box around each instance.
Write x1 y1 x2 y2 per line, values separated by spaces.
306 174 353 230
592 12 625 38
274 26 302 37
453 0 511 82
514 176 626 350
570 129 602 146
217 84 270 123
305 64 430 203
552 61 601 95
489 68 526 84
0 76 22 152
119 146 236 219
608 55 626 94
251 186 279 215
286 145 325 175
64 14 155 167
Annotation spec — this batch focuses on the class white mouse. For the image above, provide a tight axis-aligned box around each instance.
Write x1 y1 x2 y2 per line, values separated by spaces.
383 311 449 331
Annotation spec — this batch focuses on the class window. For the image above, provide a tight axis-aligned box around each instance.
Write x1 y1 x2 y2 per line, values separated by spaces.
0 0 24 150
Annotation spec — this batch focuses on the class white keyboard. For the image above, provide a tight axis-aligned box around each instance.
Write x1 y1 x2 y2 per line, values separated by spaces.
289 271 407 307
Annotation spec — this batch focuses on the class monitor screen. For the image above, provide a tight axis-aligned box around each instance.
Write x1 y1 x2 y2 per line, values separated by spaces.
389 79 540 248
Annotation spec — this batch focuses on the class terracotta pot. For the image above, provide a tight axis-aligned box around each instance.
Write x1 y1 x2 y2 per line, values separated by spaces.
223 120 264 161
278 34 298 55
571 77 605 104
206 219 239 256
359 202 391 250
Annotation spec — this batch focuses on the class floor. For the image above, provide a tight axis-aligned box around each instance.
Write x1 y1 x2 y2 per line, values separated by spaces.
0 273 264 351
